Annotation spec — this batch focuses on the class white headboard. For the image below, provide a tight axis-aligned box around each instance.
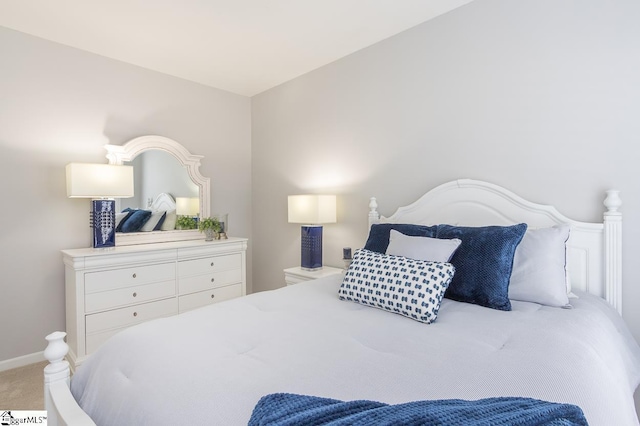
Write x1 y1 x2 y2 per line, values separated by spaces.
150 192 176 212
368 179 622 314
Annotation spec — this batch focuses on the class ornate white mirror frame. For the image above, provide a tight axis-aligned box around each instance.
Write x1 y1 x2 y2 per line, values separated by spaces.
105 135 211 246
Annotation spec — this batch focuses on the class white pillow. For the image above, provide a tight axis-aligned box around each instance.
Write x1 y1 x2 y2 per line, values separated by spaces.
115 212 128 230
508 224 571 308
386 230 461 262
160 209 177 231
339 249 455 324
140 211 166 232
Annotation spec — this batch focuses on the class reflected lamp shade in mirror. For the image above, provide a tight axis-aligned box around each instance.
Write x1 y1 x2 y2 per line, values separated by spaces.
176 197 200 217
66 163 134 248
288 195 337 271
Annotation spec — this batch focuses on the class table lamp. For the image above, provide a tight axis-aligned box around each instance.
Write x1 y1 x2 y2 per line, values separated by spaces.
288 195 336 271
66 163 134 248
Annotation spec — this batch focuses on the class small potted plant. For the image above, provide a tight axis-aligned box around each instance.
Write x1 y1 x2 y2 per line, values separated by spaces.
175 215 197 230
199 217 221 241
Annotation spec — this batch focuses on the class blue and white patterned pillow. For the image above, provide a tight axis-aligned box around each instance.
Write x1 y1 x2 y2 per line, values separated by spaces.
338 249 455 324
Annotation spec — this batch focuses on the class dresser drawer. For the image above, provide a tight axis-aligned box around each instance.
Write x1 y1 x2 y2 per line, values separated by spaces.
178 268 241 295
86 297 177 334
85 280 176 313
85 262 176 294
178 284 242 313
178 254 241 277
85 298 177 354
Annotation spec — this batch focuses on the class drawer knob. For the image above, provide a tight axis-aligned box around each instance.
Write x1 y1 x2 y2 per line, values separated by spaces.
211 278 215 283
132 273 137 278
133 312 138 317
211 294 215 299
210 262 214 267
132 292 137 297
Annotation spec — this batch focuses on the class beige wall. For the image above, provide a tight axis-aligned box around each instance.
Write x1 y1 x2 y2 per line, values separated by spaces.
251 0 640 340
0 27 252 363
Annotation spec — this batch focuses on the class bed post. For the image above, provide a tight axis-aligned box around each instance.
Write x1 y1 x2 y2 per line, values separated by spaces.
42 332 97 426
44 332 70 426
603 190 622 315
369 197 379 229
44 332 97 426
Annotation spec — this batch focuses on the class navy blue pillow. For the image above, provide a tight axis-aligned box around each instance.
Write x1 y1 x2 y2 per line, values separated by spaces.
436 223 527 311
115 209 135 232
119 210 152 233
364 223 437 254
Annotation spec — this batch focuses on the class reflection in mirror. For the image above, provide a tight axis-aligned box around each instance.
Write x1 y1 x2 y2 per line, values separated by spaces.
120 150 198 211
105 135 210 246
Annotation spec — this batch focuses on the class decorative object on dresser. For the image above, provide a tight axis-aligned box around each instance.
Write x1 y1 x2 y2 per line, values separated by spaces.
198 217 222 241
105 135 210 246
288 194 337 270
213 212 229 239
283 265 343 286
62 237 247 371
65 163 134 248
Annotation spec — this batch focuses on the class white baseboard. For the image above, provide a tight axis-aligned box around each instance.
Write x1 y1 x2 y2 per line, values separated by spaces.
0 351 45 372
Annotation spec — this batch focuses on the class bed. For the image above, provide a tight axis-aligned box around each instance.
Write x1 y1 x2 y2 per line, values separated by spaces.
44 179 640 425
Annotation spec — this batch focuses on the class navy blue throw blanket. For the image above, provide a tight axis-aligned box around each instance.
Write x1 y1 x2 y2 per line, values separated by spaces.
248 393 588 426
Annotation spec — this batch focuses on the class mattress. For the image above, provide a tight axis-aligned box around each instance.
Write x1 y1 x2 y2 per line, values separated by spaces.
71 275 640 425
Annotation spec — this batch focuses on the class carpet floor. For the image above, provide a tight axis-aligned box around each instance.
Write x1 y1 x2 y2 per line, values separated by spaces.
0 361 46 410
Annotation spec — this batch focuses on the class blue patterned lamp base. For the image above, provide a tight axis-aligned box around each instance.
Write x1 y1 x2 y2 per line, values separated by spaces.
92 199 116 249
301 225 323 271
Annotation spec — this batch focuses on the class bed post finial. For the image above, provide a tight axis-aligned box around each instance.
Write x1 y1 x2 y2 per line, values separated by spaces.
603 190 622 315
604 190 622 214
369 197 379 229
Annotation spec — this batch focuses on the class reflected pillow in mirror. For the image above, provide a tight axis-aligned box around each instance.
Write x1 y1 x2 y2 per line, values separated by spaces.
161 210 177 231
508 224 571 308
140 211 167 232
115 209 136 232
386 230 461 262
120 210 152 233
115 213 129 230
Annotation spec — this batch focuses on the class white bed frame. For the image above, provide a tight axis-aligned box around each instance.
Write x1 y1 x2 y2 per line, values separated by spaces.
43 179 622 426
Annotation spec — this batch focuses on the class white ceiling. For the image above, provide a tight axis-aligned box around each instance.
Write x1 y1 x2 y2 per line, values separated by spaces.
0 1 474 96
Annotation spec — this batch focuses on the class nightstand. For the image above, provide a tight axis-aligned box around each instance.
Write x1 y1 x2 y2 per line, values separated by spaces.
284 266 344 286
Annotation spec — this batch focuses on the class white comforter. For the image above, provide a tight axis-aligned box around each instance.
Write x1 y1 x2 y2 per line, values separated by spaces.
71 275 640 425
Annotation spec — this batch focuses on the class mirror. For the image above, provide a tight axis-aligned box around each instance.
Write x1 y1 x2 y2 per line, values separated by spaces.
105 135 210 246
120 150 199 211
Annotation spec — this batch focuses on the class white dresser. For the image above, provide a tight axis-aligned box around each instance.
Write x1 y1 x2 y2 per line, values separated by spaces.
63 238 247 370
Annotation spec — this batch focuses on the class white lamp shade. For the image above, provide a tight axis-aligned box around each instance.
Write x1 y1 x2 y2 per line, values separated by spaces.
176 197 200 216
288 195 337 224
66 163 134 198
